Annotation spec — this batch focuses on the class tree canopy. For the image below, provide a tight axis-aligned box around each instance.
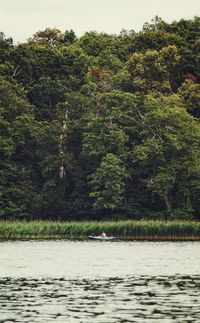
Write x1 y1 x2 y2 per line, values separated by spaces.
0 17 200 220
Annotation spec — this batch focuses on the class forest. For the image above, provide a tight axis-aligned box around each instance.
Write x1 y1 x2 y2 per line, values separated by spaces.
0 16 200 221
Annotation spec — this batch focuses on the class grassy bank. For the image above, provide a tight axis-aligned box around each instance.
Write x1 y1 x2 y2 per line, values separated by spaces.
0 220 200 240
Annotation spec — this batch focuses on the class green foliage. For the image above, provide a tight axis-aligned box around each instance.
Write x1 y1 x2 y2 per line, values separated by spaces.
78 32 117 57
28 28 77 46
1 17 200 220
127 45 180 93
178 80 200 118
132 94 200 214
0 32 13 64
0 77 36 217
89 153 127 210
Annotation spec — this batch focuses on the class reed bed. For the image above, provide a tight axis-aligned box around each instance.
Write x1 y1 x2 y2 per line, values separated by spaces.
0 220 200 240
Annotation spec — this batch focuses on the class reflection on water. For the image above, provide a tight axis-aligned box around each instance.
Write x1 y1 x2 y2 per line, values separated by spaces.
0 276 200 322
0 240 200 322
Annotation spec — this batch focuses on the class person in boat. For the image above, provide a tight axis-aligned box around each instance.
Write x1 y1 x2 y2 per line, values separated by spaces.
101 231 107 238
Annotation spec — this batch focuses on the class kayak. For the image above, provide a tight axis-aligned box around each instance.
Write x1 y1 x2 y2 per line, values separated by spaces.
88 236 116 241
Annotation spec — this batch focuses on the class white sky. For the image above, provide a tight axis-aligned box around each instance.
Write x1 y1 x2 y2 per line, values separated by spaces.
0 0 199 43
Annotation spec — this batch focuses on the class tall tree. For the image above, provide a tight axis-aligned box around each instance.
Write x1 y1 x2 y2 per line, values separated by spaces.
132 94 200 217
0 77 35 217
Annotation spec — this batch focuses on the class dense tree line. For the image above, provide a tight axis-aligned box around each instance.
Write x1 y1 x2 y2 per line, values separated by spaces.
0 17 200 220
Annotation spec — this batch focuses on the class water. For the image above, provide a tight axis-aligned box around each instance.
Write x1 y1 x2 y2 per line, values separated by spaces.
0 240 200 322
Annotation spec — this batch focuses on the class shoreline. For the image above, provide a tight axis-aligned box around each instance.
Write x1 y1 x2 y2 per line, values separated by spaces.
0 237 200 241
0 220 200 241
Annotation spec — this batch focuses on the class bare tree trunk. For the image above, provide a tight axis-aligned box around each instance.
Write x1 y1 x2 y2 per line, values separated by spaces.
59 120 67 179
123 192 128 207
164 193 172 212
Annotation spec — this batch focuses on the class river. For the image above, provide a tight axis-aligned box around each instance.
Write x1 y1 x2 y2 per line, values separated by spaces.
0 240 200 322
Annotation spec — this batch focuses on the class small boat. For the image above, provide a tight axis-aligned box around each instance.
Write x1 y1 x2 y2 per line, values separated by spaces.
88 236 116 241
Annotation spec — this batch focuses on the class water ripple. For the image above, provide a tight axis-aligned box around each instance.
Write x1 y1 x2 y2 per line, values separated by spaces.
0 275 200 322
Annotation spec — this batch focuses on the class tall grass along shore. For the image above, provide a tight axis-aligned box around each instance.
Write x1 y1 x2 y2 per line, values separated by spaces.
0 220 200 240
